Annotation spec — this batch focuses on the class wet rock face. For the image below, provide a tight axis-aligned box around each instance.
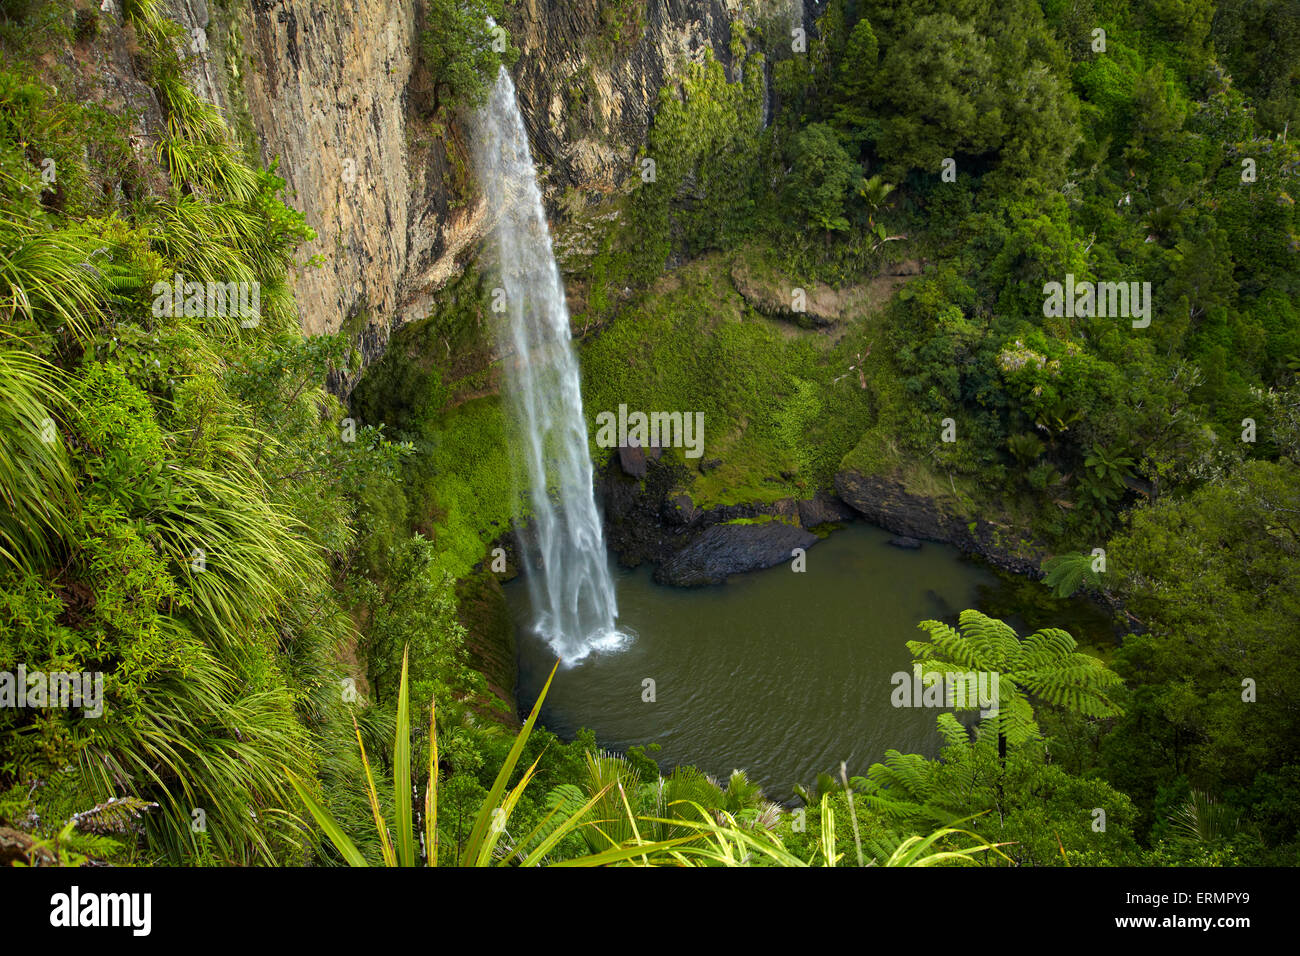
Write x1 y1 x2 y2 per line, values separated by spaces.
653 521 817 587
833 467 1044 577
662 492 698 525
598 446 844 585
508 0 738 201
601 449 692 567
796 492 856 528
834 469 965 545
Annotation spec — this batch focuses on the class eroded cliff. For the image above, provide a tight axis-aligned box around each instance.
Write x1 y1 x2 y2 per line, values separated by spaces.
161 0 783 387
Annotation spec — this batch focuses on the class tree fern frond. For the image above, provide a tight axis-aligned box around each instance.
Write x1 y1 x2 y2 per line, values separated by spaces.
956 609 1021 668
909 620 983 670
1018 627 1079 670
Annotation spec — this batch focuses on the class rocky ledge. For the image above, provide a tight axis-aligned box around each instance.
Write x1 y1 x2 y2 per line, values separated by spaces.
599 447 854 586
833 468 1044 576
596 432 1050 589
653 521 818 587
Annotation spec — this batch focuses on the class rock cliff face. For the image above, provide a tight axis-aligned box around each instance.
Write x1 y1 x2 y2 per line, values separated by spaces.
166 0 481 391
833 467 1045 577
163 0 779 386
509 0 739 199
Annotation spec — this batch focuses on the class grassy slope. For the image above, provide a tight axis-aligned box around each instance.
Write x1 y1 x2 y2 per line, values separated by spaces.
579 248 882 508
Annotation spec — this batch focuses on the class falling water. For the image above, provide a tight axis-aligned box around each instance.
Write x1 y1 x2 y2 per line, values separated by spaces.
472 66 623 663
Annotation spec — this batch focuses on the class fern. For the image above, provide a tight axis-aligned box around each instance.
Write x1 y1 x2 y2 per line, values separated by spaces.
908 610 1123 755
1041 552 1103 598
68 796 159 835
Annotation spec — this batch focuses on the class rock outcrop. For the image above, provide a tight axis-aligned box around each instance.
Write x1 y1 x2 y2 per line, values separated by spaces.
654 521 816 586
728 249 925 330
797 491 857 528
833 467 1044 576
598 447 847 585
730 256 843 327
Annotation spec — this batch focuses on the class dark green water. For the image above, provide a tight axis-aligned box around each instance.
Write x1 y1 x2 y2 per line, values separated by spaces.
510 521 1110 803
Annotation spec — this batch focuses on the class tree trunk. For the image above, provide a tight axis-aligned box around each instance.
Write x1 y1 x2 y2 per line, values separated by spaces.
996 732 1007 822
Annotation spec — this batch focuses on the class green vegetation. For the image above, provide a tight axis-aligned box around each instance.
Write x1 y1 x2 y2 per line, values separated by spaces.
579 255 876 505
2 0 1298 870
295 644 1011 866
417 0 518 116
909 609 1124 760
562 0 1300 865
0 0 490 865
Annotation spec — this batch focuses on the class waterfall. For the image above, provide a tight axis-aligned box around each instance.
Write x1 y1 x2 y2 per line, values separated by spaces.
472 66 623 663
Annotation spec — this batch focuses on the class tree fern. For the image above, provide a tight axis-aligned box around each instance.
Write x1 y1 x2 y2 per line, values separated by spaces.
908 610 1123 759
1041 552 1103 598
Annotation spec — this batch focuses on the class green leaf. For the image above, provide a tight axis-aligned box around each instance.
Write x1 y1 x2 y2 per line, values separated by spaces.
287 771 369 867
460 658 559 866
393 645 415 867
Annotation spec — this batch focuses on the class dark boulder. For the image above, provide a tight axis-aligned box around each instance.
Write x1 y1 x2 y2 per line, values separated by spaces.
888 536 923 549
654 521 818 587
662 492 698 526
797 492 856 528
617 444 647 478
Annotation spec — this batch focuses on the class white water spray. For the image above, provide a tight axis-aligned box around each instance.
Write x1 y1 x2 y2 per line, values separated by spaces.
472 66 623 663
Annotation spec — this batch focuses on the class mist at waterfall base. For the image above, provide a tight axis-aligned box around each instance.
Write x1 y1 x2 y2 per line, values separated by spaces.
473 67 623 664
